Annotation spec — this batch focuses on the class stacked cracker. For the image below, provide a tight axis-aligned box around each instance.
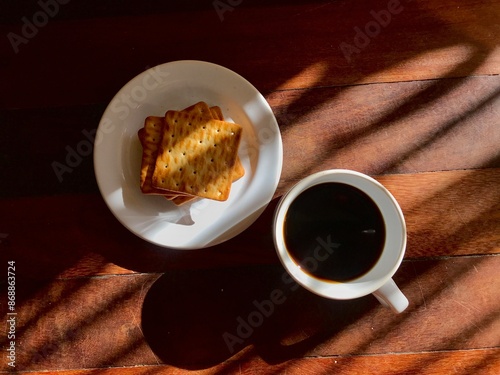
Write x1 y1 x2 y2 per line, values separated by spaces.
138 102 244 205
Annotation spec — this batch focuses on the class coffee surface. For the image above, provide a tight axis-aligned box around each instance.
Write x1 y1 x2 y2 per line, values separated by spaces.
284 182 385 282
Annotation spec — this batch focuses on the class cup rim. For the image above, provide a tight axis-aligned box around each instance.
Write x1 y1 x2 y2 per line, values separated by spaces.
273 169 407 300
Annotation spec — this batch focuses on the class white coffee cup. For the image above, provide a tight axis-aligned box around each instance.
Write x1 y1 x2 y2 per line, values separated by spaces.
273 169 409 313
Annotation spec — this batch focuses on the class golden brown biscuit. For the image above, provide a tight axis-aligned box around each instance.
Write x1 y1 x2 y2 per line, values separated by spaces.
152 108 243 201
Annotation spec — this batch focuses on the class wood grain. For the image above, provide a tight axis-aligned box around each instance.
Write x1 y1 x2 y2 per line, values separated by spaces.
1 1 499 373
8 349 500 374
0 257 498 372
1 0 499 109
0 169 498 280
270 75 500 189
377 169 500 258
1 75 499 198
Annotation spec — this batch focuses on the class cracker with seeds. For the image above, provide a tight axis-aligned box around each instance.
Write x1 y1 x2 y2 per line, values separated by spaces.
152 107 243 201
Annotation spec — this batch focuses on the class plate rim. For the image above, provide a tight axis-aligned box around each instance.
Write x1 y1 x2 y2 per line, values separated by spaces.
93 60 283 249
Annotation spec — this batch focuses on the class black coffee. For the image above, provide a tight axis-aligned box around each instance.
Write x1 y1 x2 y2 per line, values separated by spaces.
284 182 385 282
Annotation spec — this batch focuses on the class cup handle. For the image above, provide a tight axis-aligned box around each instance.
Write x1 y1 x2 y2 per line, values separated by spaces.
372 278 409 313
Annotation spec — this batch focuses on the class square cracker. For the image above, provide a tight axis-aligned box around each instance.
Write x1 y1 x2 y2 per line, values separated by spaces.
138 116 170 195
210 106 244 182
138 116 191 197
152 109 243 201
168 105 243 205
137 102 244 205
170 104 243 205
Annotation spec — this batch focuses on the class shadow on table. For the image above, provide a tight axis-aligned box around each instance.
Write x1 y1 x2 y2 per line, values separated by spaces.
141 264 375 370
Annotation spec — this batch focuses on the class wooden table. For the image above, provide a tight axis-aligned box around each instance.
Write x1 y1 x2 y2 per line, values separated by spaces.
1 0 499 373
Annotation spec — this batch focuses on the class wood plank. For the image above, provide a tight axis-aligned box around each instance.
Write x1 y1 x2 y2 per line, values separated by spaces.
0 104 105 197
238 349 500 375
1 75 499 198
377 169 500 258
0 256 498 372
270 75 500 189
1 0 499 109
9 349 500 374
0 168 498 279
2 2 498 374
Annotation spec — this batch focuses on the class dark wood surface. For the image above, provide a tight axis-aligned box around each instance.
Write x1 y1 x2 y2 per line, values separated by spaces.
1 0 499 373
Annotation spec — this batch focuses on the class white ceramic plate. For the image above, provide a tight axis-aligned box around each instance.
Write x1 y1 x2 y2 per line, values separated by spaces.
94 61 282 249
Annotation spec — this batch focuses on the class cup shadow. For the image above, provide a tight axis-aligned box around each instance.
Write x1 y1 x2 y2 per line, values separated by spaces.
141 264 375 370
